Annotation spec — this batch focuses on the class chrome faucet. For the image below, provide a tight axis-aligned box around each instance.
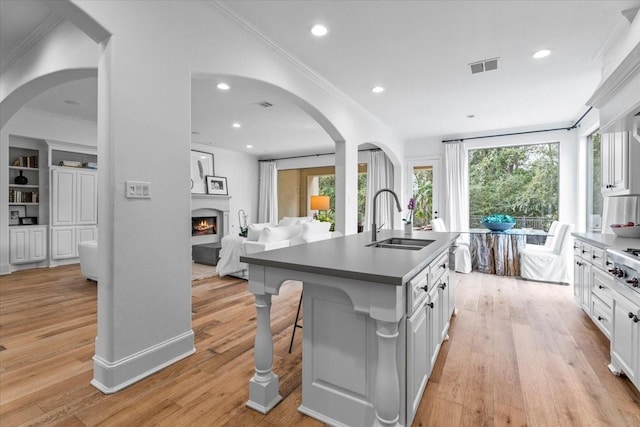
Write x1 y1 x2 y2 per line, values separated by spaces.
372 188 402 242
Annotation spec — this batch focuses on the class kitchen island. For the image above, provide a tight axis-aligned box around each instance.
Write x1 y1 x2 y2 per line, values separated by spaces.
240 230 459 427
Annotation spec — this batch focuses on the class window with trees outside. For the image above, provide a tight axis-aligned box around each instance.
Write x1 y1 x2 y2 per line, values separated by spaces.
587 131 603 232
468 142 559 232
316 166 367 231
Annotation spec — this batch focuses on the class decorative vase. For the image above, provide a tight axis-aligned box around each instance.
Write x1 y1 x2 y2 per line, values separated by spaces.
404 223 412 234
14 170 28 185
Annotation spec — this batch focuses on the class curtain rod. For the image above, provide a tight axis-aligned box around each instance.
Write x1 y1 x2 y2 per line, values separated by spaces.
258 148 381 162
441 106 593 143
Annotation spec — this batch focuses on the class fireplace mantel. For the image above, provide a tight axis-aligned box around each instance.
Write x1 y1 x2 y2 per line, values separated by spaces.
191 195 231 243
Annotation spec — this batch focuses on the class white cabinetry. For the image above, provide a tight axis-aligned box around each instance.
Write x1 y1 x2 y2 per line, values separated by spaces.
610 291 640 389
50 167 97 261
573 238 616 339
406 249 450 427
9 226 47 264
601 130 640 196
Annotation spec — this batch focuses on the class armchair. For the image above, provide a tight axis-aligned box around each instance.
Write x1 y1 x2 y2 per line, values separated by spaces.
520 222 574 284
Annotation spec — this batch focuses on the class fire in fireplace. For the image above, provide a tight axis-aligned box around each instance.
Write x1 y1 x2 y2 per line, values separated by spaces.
192 216 217 236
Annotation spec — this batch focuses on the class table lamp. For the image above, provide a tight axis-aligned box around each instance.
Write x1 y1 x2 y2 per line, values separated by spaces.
310 195 330 220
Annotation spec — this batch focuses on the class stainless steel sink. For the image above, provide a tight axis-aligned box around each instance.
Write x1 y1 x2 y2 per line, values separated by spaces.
366 238 434 250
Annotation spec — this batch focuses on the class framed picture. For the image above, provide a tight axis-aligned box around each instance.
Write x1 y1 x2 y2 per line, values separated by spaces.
190 150 214 194
206 176 228 195
20 217 37 225
9 205 26 225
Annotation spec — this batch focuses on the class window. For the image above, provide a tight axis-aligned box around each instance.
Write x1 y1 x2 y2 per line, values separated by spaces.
411 166 434 228
468 142 559 231
587 131 603 232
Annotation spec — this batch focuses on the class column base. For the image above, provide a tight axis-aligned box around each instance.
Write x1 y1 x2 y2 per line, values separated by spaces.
246 375 282 414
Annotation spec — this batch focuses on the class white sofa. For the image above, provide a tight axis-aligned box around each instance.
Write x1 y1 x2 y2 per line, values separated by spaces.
216 217 336 277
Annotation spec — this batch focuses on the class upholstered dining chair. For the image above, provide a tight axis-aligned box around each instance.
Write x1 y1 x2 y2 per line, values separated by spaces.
431 218 472 273
520 222 574 284
525 220 559 251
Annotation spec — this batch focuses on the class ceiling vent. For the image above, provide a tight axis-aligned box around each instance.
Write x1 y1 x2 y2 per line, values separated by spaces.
254 101 273 108
470 58 499 74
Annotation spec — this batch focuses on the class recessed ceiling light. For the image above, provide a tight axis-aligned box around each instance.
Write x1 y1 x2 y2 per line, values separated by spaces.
533 49 551 59
191 131 200 135
467 114 475 118
232 122 241 128
216 82 230 90
64 100 81 106
371 86 385 93
311 24 328 37
246 145 253 149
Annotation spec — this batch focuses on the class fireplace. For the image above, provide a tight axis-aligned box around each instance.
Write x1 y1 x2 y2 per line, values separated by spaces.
192 216 217 236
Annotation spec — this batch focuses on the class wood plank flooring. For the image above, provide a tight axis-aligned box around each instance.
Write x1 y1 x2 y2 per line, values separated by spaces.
1 265 639 426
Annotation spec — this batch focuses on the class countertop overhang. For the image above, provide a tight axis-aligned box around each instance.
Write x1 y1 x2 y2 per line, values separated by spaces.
240 230 459 286
571 232 640 250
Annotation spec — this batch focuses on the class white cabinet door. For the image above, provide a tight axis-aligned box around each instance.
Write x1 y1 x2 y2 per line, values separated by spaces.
76 170 97 225
29 227 47 261
573 258 585 306
581 263 592 313
611 131 629 192
406 304 428 426
427 285 441 372
52 168 76 226
76 226 97 245
611 293 639 385
439 274 450 341
9 228 29 264
51 227 76 259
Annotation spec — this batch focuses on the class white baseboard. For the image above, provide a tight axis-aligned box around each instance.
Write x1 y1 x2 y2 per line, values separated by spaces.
91 330 195 394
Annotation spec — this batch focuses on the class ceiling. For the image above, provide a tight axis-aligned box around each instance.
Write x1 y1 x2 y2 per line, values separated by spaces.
2 0 639 158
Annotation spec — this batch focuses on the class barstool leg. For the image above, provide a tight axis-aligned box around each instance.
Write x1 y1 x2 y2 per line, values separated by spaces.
288 290 303 353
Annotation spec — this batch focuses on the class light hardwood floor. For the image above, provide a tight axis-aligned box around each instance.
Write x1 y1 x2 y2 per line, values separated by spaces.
1 265 639 426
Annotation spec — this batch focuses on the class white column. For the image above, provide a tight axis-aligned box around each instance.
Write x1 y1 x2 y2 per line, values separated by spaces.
246 292 282 413
373 319 401 427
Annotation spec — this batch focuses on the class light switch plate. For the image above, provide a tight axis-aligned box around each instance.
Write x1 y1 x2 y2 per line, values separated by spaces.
125 181 151 199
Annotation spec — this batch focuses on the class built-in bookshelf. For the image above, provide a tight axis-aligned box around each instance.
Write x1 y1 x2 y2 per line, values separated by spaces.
8 147 41 226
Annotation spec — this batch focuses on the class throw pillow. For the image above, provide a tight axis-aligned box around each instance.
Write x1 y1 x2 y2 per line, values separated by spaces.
302 221 331 239
279 216 313 226
247 222 272 241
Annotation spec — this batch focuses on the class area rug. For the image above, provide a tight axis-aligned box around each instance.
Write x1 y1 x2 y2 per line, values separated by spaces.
191 262 218 280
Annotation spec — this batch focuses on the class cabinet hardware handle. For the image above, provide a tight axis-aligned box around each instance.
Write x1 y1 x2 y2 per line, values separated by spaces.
441 263 447 269
598 285 606 290
592 254 600 259
597 316 607 322
582 249 588 254
577 262 583 266
439 283 447 290
574 244 579 249
606 261 612 266
420 285 429 292
427 302 434 309
631 313 640 323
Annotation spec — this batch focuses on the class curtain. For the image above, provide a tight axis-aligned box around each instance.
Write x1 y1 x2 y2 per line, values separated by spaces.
258 161 278 223
444 141 469 242
601 196 639 233
364 150 395 231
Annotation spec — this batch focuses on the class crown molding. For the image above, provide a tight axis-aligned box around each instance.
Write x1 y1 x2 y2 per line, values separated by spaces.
0 12 64 75
205 0 389 129
587 42 640 109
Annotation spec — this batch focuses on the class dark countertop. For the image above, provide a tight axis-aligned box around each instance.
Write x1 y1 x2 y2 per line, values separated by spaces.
240 230 459 286
571 232 640 250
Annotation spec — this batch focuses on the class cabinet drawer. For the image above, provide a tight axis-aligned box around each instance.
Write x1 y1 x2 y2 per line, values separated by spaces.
407 265 429 315
591 295 612 339
590 246 606 269
429 251 449 284
592 268 614 307
579 242 592 259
